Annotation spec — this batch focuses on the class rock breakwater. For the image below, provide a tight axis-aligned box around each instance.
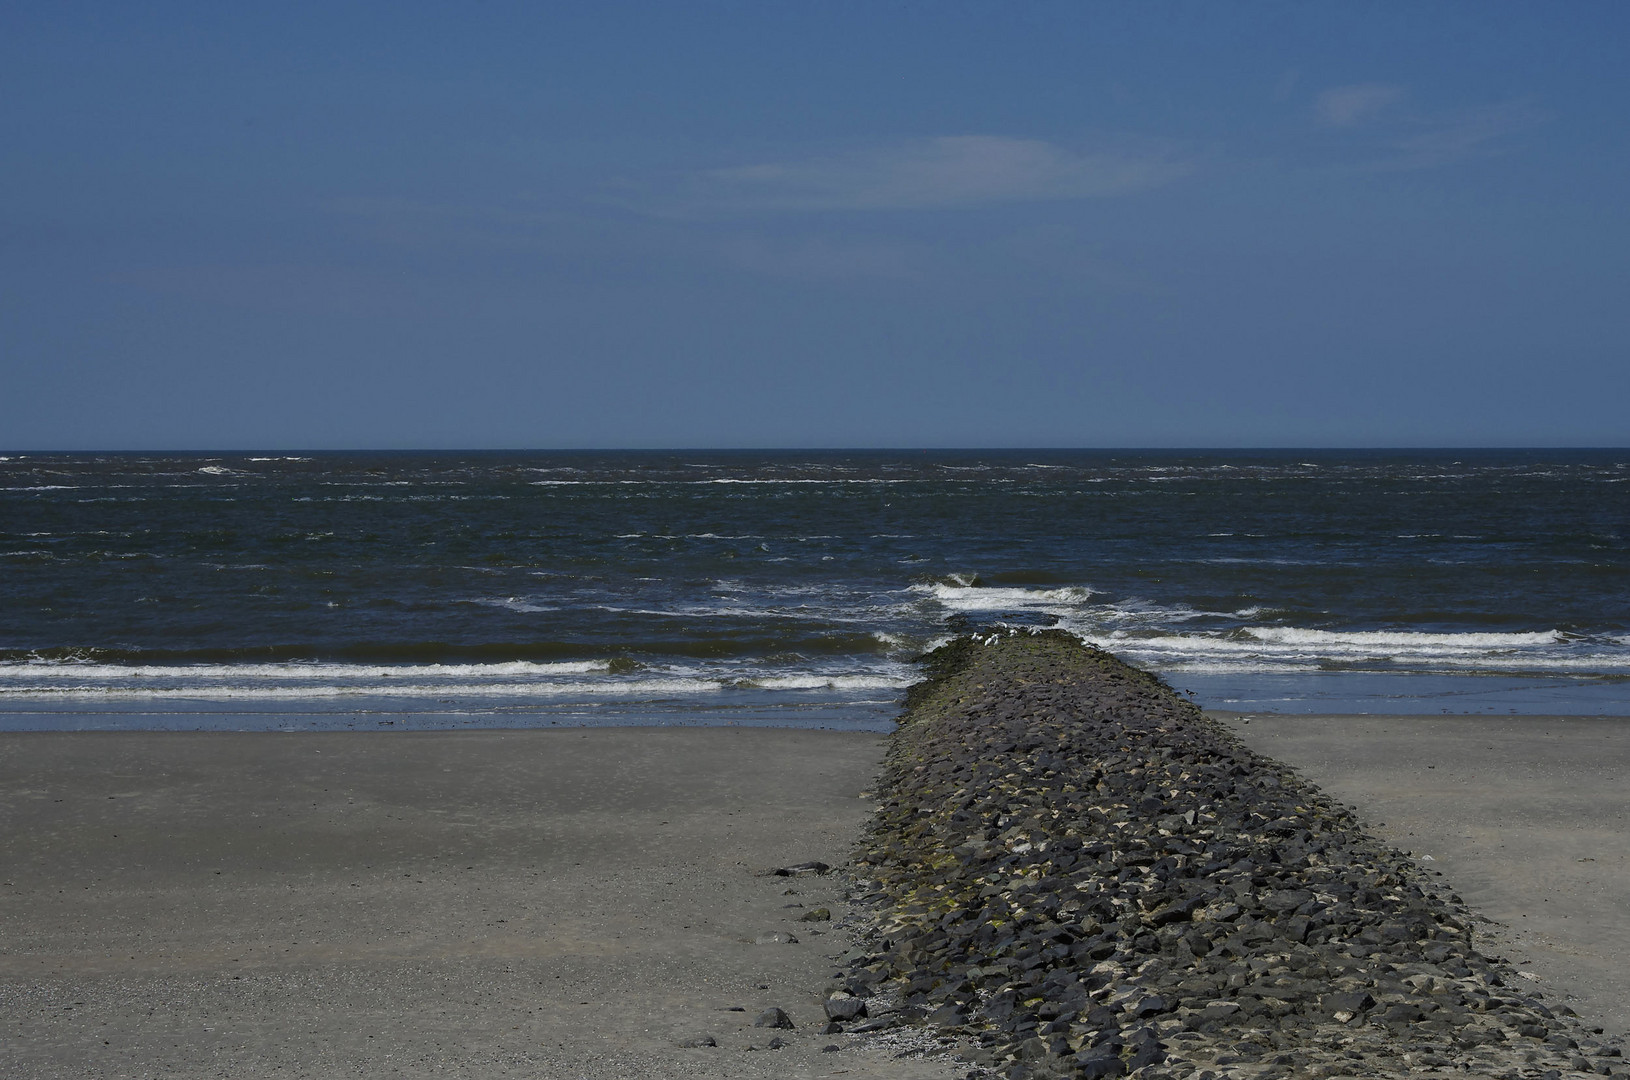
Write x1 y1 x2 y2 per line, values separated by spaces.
841 631 1623 1079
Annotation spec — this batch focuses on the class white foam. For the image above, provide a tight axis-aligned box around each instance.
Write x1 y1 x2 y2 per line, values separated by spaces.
697 478 907 485
468 597 558 613
0 653 919 703
732 674 913 691
915 582 1096 610
1 659 615 680
1244 627 1564 649
1057 623 1630 676
0 678 707 700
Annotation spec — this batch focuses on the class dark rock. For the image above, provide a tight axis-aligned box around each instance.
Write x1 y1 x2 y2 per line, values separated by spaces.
849 1015 900 1034
1015 1036 1049 1060
1127 1041 1166 1070
1145 896 1203 927
1073 1049 1126 1078
799 907 832 922
1128 995 1167 1019
676 1035 716 1048
753 1007 795 1029
1320 990 1374 1017
823 995 867 1021
774 861 831 877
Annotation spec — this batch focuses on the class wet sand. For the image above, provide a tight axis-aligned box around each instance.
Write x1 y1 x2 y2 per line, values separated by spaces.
1217 713 1630 1037
0 728 963 1079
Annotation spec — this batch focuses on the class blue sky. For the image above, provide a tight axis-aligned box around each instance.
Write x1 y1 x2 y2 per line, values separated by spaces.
3 2 1627 448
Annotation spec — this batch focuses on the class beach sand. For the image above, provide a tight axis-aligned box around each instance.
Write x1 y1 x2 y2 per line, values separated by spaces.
0 728 963 1079
7 716 1629 1077
1217 713 1630 1038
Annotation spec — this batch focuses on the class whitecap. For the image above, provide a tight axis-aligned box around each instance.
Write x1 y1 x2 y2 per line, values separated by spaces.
913 582 1096 610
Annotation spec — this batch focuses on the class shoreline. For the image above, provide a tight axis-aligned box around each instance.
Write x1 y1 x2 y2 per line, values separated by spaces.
3 665 1629 733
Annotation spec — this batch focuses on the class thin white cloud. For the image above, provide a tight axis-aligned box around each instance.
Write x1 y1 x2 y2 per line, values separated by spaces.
1382 101 1547 171
675 135 1189 214
1305 85 1547 172
1315 84 1406 127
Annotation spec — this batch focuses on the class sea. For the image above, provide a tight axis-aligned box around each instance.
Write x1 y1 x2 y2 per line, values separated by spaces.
2 450 1626 732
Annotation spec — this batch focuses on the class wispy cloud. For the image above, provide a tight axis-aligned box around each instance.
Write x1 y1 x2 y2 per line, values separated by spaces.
1307 85 1547 172
1315 83 1405 127
649 135 1189 215
1382 101 1547 170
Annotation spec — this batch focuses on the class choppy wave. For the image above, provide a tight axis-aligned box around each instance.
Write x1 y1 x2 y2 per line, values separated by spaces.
0 656 915 702
1091 629 1630 677
912 581 1630 679
914 580 1097 610
1 658 616 681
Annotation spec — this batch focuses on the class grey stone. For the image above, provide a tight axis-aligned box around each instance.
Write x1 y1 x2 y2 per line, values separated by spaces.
823 994 867 1021
1073 1049 1126 1078
1128 994 1167 1019
773 861 830 877
753 1007 795 1029
1128 1041 1165 1070
848 1015 899 1033
1321 990 1374 1016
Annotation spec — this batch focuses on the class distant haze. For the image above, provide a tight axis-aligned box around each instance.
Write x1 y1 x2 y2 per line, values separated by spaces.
2 2 1627 449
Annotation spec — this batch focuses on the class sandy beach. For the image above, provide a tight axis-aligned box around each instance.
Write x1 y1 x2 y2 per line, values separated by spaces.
1217 713 1630 1038
5 713 1629 1077
1 728 962 1079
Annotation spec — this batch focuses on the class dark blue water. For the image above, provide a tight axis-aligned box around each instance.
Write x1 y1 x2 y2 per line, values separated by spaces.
2 450 1627 728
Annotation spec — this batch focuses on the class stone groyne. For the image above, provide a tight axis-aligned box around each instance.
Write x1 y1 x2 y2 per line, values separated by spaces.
838 632 1623 1079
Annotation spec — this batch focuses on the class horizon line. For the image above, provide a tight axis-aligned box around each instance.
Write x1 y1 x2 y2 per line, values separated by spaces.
2 446 1628 456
